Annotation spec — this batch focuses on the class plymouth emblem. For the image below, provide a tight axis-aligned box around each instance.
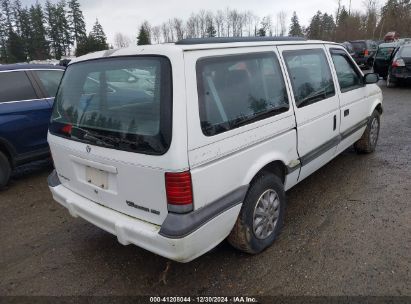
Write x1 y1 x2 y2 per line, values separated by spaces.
86 145 91 153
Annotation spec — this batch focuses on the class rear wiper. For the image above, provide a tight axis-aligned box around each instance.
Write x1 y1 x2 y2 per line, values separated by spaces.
231 105 289 128
71 126 116 148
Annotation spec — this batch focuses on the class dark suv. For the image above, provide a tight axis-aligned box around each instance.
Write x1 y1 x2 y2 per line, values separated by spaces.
350 40 378 68
0 64 65 188
386 44 411 87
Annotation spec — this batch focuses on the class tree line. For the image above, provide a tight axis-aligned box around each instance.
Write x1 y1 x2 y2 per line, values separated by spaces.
135 0 411 45
0 0 108 63
1 0 411 63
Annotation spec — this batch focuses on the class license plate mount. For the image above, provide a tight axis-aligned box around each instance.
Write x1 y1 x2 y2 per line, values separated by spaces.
85 166 108 189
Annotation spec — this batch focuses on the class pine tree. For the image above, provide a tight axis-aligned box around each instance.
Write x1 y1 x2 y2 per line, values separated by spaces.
137 21 151 45
56 0 72 56
206 23 216 37
6 28 25 62
1 0 13 31
306 11 323 40
289 12 303 37
18 6 30 59
68 0 86 44
45 0 59 58
0 8 7 62
90 19 108 48
12 0 22 35
322 13 336 41
29 3 49 59
76 19 108 56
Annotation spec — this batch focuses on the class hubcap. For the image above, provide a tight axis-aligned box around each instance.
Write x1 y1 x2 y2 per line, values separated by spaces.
253 189 280 240
370 117 379 146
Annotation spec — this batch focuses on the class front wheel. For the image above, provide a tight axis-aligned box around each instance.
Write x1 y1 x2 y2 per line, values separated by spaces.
228 172 285 254
354 110 380 153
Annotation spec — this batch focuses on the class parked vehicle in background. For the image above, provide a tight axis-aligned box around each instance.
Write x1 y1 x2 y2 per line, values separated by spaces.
0 64 65 188
373 42 399 79
341 41 355 57
386 43 411 87
350 40 378 68
47 37 382 262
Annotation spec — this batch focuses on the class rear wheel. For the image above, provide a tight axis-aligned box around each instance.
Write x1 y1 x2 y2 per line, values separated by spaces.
228 172 285 254
0 151 11 189
354 110 380 153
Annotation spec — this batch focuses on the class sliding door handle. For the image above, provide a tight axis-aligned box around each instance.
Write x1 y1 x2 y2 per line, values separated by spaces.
333 115 337 131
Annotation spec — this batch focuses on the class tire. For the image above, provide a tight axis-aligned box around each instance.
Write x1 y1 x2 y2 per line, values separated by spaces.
0 151 11 189
354 110 380 154
228 172 285 254
386 74 396 88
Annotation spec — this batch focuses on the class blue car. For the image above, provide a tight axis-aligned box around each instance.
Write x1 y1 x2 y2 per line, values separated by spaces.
0 64 65 188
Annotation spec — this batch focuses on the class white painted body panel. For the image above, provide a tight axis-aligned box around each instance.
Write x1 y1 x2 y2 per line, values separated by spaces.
48 40 382 262
277 44 341 180
184 46 299 210
48 47 188 226
50 183 240 263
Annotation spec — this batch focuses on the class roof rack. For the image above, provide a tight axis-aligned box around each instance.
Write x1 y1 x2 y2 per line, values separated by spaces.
175 36 306 45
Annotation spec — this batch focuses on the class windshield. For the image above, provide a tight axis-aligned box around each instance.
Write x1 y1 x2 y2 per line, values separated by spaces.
50 56 172 155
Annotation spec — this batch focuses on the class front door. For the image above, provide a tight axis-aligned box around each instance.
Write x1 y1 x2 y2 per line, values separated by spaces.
278 45 340 181
326 46 370 154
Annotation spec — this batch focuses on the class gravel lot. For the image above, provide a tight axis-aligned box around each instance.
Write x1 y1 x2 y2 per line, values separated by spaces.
0 82 410 296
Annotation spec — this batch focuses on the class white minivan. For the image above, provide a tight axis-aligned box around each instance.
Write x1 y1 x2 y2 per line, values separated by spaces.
48 37 383 262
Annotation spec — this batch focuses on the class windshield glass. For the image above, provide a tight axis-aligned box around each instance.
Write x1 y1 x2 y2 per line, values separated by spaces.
50 56 172 155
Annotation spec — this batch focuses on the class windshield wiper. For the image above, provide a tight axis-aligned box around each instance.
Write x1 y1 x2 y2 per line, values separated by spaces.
231 105 289 128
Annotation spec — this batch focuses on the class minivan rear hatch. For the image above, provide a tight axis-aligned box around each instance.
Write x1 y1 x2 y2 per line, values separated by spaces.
49 56 173 225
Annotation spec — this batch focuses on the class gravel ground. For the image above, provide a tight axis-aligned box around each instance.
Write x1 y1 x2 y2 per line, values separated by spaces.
0 82 410 296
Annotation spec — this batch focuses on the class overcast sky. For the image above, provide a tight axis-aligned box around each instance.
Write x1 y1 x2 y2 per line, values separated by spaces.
21 0 366 44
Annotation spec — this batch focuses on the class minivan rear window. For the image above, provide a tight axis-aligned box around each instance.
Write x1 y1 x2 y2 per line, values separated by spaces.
50 56 172 155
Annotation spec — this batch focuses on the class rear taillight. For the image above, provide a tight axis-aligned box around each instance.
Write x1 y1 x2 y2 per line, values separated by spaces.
392 58 405 67
61 124 72 135
364 49 369 56
165 171 193 213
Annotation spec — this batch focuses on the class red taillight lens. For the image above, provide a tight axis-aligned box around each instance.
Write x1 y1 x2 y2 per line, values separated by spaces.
364 49 369 56
61 124 72 135
165 171 193 212
392 59 405 67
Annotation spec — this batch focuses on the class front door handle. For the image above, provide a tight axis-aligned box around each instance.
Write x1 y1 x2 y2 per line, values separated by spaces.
344 109 350 117
333 115 337 131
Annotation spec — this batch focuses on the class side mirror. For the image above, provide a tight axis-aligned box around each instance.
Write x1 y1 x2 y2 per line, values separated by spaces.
364 73 379 84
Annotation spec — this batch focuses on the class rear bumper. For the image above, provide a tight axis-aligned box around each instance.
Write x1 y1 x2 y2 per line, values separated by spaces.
48 171 243 262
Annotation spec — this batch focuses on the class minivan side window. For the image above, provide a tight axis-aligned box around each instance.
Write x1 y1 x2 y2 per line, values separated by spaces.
196 52 289 136
283 49 335 108
0 71 38 103
34 70 64 97
330 50 363 92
